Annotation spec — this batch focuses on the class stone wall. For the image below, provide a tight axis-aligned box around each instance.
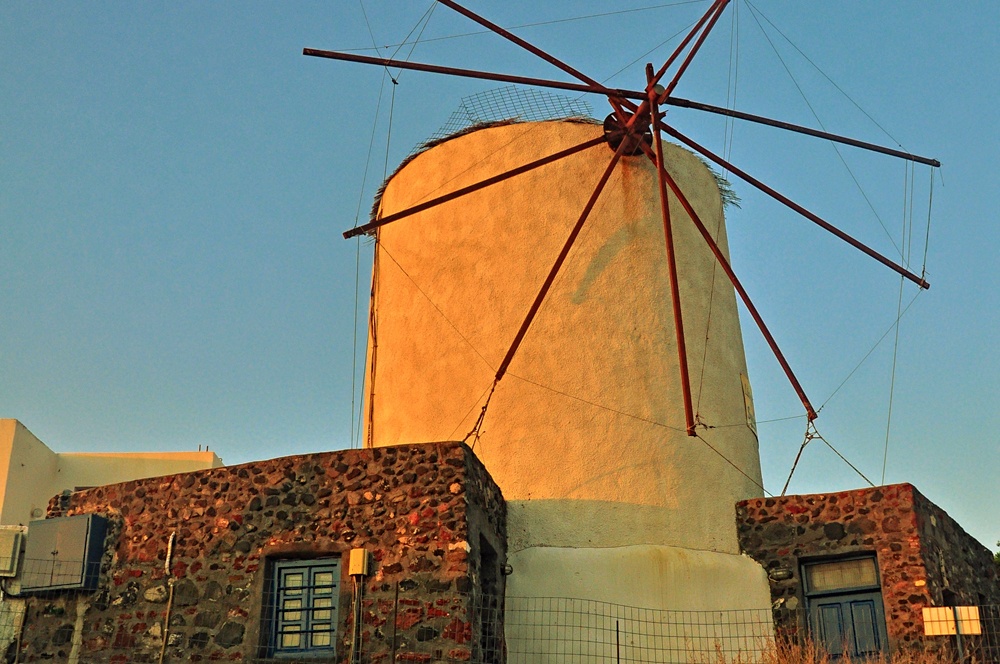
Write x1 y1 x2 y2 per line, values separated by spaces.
16 441 506 663
736 483 999 652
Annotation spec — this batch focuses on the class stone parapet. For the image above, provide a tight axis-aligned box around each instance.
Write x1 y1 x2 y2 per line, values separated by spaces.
737 483 999 652
18 441 506 663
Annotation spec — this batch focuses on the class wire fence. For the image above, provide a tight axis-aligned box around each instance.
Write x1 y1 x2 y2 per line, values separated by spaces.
1 555 998 663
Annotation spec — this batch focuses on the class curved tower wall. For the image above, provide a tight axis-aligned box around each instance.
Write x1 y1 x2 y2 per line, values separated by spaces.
364 120 770 610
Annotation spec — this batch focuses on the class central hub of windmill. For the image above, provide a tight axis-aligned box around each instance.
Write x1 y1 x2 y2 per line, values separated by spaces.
602 112 652 156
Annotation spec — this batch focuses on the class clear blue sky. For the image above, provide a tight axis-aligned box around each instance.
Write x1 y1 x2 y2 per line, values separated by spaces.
2 2 996 551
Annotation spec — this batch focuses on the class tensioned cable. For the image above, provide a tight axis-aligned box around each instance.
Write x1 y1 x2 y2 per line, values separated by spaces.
921 167 934 277
506 370 770 495
364 4 437 448
695 3 739 415
783 420 875 494
743 2 902 259
881 273 905 485
880 162 915 483
817 289 922 412
378 244 496 373
600 22 698 85
447 380 500 443
379 5 440 171
351 2 393 449
711 413 805 429
815 428 875 488
342 2 708 53
744 0 906 151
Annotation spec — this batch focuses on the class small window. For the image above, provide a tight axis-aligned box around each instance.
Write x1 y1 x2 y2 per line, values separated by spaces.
270 558 341 657
804 557 879 594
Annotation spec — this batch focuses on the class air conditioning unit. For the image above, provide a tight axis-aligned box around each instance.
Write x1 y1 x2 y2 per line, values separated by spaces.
22 514 108 592
0 527 25 578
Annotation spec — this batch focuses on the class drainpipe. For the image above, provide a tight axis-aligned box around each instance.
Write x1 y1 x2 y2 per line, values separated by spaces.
158 532 177 664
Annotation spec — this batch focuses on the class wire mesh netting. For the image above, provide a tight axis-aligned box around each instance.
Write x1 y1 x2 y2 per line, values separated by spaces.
422 86 594 146
502 597 775 664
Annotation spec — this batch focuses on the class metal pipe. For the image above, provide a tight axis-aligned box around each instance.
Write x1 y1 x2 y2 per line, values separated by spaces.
344 136 605 238
663 96 940 167
302 49 645 101
648 66 696 436
662 124 931 289
649 150 818 421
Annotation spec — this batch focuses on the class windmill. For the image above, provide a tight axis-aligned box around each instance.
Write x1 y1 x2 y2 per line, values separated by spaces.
302 0 939 616
304 0 937 439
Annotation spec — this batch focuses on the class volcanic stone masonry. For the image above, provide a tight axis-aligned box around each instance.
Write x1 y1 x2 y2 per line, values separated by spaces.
16 441 506 663
737 483 1000 652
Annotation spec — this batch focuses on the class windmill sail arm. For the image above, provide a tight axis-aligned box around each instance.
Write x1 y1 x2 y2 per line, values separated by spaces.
344 136 605 239
661 124 931 290
495 138 632 382
648 149 818 422
302 49 645 101
663 96 940 167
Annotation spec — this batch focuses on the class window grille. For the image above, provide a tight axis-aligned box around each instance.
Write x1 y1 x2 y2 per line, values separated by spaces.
270 558 340 656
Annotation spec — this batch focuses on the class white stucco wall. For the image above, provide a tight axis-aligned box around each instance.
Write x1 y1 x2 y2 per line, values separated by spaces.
363 120 770 613
0 419 222 526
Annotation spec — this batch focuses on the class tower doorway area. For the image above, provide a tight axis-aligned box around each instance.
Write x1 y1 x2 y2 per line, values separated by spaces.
804 556 888 658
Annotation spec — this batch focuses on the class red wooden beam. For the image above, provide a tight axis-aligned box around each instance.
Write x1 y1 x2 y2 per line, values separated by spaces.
344 136 605 238
663 97 940 167
648 65 696 436
495 134 636 381
659 0 731 101
661 125 930 289
647 148 818 421
302 49 645 100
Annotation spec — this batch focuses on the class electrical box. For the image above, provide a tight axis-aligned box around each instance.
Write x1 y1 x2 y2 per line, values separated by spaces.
348 548 369 576
0 528 25 577
21 514 109 593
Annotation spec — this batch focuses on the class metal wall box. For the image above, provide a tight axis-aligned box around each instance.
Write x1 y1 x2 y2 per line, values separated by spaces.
0 528 24 577
21 514 108 592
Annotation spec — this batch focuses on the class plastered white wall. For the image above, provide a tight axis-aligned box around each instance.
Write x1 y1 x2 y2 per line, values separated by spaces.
364 121 769 610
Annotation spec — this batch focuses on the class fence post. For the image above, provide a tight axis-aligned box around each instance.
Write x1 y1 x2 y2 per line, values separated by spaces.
952 605 964 664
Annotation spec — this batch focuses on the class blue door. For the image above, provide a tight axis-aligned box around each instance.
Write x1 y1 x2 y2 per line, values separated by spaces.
803 557 888 659
810 591 887 657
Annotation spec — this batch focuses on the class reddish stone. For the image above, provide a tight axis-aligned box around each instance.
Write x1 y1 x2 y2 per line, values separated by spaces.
396 606 424 630
397 653 432 662
443 618 471 644
448 649 472 661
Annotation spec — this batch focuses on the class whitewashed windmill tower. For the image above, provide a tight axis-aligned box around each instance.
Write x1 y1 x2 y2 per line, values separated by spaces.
305 0 937 612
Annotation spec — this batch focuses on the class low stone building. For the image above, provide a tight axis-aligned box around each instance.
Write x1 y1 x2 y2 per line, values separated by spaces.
737 483 1000 657
15 441 506 663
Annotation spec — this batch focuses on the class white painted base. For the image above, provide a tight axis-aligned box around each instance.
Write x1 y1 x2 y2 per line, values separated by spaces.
503 545 774 664
506 544 771 611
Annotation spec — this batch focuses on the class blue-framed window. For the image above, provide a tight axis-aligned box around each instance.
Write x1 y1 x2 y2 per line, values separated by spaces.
271 558 341 657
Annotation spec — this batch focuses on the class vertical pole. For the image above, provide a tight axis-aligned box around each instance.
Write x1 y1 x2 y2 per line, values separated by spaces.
647 64 696 436
616 620 621 664
953 605 965 663
390 581 399 664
